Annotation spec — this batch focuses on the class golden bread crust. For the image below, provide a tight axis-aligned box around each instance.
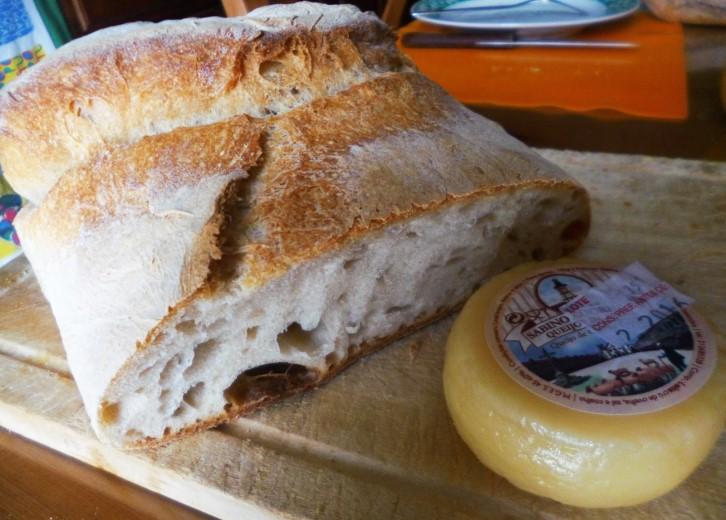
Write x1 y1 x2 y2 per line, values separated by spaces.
0 8 405 203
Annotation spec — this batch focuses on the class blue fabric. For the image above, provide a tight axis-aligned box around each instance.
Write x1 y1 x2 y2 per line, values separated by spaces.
0 0 33 46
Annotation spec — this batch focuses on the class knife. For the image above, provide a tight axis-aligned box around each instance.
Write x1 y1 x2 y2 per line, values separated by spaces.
401 32 638 49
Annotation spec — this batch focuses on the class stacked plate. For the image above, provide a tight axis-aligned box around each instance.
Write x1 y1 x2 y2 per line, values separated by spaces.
410 0 641 36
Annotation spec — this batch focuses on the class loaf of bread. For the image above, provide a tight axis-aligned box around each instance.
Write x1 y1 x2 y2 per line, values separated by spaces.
644 0 726 25
1 3 590 448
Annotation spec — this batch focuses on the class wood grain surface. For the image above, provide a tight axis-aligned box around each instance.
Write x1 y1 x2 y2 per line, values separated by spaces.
0 428 208 520
0 150 724 519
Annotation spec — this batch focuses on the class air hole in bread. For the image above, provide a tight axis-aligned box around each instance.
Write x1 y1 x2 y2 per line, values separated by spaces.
183 339 218 379
538 197 557 210
160 354 181 385
183 382 205 408
376 268 391 285
406 231 419 238
445 256 465 267
246 327 258 341
561 219 588 243
386 305 411 315
223 363 316 407
477 213 495 227
344 321 360 334
259 60 285 82
343 257 361 270
277 322 321 355
175 320 196 334
208 318 226 335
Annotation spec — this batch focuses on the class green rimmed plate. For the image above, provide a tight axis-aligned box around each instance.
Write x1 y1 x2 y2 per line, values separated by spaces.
410 0 641 36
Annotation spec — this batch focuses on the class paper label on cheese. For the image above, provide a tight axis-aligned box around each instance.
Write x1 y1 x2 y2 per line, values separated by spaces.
559 263 695 349
486 264 717 415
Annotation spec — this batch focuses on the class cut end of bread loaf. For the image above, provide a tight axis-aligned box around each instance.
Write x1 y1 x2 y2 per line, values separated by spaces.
100 187 587 447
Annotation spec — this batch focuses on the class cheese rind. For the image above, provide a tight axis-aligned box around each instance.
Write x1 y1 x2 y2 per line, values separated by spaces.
443 260 726 508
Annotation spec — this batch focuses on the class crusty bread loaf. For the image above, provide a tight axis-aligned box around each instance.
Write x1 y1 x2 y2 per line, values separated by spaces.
5 3 590 448
644 0 726 24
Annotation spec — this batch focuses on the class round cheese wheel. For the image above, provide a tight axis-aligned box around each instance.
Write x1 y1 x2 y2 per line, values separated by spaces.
443 260 725 508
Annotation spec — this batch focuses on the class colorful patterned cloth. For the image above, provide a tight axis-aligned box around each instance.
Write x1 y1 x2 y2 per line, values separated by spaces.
0 44 45 87
0 176 22 266
0 1 70 268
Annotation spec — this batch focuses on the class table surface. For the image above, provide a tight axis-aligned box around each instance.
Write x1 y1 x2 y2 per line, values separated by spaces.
472 25 726 162
1 22 725 520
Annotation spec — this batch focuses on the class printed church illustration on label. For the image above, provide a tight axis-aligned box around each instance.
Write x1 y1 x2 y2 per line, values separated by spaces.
488 265 715 415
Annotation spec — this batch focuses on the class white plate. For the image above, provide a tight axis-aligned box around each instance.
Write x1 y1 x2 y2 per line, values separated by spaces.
410 0 641 37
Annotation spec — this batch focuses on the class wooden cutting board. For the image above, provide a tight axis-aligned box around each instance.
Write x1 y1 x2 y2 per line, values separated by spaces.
0 150 724 519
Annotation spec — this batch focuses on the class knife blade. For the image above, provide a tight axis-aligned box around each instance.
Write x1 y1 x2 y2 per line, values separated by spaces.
401 32 638 49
